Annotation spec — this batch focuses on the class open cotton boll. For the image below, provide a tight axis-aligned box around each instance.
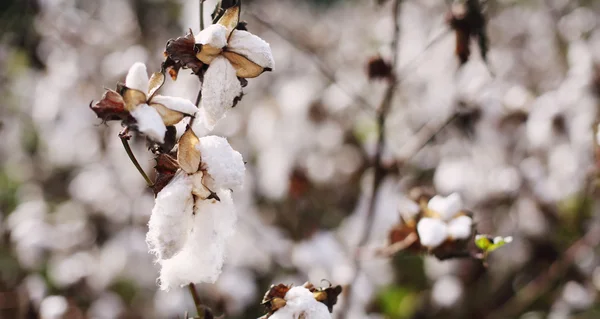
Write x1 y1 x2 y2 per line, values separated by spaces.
158 189 237 290
130 104 167 143
417 218 448 248
269 287 332 319
447 215 473 240
197 136 245 191
428 193 463 220
147 172 194 260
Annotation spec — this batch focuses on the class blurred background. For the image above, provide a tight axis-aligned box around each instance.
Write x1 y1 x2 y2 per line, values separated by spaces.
2 0 600 318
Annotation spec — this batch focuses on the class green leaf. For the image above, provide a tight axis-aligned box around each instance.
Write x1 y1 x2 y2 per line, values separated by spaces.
474 235 491 251
475 235 513 253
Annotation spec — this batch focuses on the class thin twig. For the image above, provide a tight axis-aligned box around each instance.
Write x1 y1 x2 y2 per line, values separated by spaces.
199 0 205 31
119 128 153 187
247 11 378 114
188 283 204 317
337 1 402 318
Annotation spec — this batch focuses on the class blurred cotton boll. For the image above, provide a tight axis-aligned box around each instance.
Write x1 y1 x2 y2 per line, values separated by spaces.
39 295 68 319
432 276 463 308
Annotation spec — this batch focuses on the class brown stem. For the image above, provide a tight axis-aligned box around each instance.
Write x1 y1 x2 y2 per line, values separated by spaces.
199 0 205 31
337 1 401 318
119 128 153 187
188 283 204 318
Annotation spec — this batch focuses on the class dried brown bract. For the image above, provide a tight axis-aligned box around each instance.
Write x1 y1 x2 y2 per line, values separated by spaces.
89 89 133 123
366 56 392 81
164 29 205 79
152 153 179 195
261 284 291 317
303 282 343 312
446 0 488 65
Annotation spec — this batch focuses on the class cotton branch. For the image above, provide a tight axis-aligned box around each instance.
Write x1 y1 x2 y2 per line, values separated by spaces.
337 1 402 318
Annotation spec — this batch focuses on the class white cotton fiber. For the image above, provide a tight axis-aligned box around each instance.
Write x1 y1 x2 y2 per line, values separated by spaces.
130 103 167 143
147 172 194 260
427 193 463 221
447 215 473 240
269 287 332 319
227 30 275 70
151 95 198 116
197 135 245 191
125 62 149 94
417 217 448 248
195 24 227 49
200 56 243 129
158 189 237 290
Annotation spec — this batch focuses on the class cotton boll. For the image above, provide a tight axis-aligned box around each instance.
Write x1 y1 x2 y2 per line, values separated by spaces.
147 172 194 260
40 295 68 319
447 216 473 240
427 193 463 220
197 136 245 191
130 104 167 143
417 218 448 248
158 189 237 289
432 276 463 307
270 287 332 319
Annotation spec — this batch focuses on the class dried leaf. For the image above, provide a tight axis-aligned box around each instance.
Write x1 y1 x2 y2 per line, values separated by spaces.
222 51 265 78
177 127 201 174
164 29 204 76
366 56 392 80
261 284 291 318
150 103 185 126
148 72 165 100
152 153 179 195
261 284 291 304
90 89 131 122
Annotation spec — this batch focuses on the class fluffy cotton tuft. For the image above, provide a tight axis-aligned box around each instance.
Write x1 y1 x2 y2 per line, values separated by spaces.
269 287 332 319
147 172 194 260
200 56 243 129
158 189 237 290
428 193 463 220
130 103 167 143
417 217 448 248
197 136 245 191
195 24 228 49
447 215 473 240
125 62 149 94
227 30 275 70
151 95 198 115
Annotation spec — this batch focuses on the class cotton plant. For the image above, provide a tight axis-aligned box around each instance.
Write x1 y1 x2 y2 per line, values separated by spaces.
147 128 245 290
260 282 342 319
164 2 274 129
417 193 473 248
90 63 197 143
88 0 274 314
383 189 511 261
